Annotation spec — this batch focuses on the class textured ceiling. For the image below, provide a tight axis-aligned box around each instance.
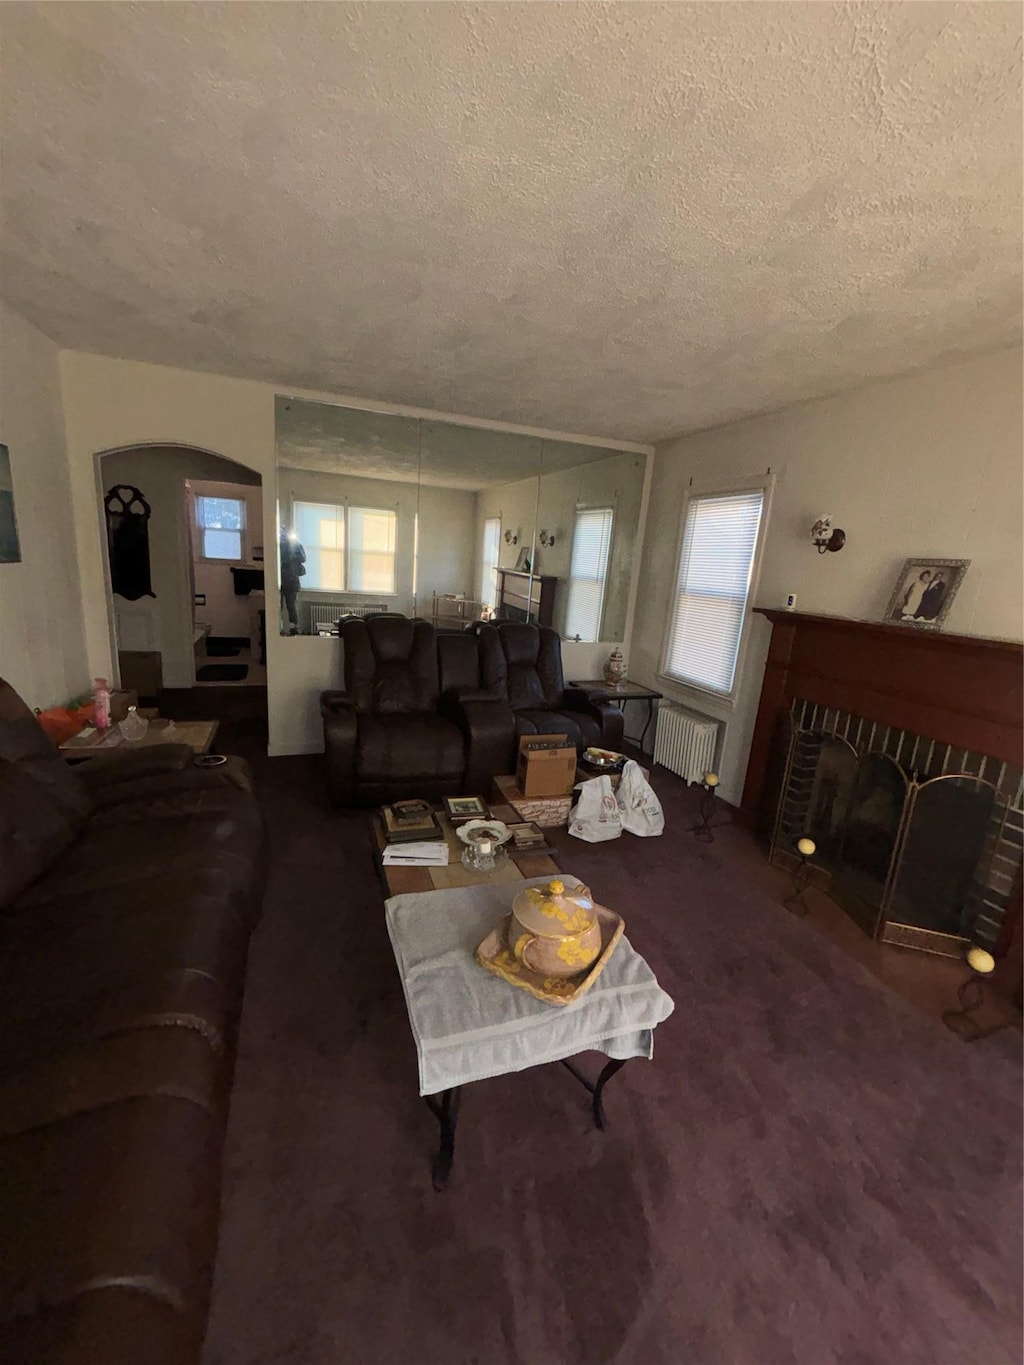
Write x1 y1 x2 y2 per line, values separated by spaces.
1 2 1021 443
275 397 628 489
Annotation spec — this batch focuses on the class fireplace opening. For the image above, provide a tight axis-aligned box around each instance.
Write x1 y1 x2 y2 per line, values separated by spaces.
773 701 1023 956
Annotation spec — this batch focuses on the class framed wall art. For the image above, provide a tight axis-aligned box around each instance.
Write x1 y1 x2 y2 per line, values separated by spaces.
0 444 21 564
884 557 969 630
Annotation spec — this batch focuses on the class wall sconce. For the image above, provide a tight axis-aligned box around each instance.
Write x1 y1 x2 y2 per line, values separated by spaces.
539 529 556 547
504 529 519 546
811 515 846 554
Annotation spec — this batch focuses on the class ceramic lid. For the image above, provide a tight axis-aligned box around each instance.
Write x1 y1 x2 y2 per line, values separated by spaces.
511 879 598 939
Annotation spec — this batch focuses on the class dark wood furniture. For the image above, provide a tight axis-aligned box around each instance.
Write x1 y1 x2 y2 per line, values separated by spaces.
495 568 556 627
742 608 1024 969
569 678 664 751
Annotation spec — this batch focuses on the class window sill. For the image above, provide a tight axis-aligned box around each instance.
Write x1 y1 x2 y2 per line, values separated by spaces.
655 673 737 718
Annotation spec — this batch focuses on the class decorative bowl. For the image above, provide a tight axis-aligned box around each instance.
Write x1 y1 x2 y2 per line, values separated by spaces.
455 819 511 847
582 747 625 772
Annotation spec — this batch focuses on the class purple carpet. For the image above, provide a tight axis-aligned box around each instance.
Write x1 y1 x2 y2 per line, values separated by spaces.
201 753 1022 1365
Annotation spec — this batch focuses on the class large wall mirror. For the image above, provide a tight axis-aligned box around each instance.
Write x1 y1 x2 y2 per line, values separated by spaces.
274 397 645 642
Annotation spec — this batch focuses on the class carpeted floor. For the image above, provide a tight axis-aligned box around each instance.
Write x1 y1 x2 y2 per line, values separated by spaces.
201 749 1022 1365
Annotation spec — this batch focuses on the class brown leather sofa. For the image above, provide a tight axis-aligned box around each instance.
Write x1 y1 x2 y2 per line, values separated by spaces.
482 622 625 754
320 616 624 806
320 615 516 806
0 678 266 1365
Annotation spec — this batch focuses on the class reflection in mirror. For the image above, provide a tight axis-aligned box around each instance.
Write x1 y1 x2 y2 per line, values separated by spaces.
536 442 646 642
274 396 645 642
418 421 541 629
275 400 420 635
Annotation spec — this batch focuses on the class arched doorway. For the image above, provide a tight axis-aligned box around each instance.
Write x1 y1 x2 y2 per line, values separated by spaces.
97 443 267 755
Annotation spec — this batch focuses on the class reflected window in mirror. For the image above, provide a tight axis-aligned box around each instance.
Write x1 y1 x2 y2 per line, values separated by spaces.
480 516 501 612
293 501 397 595
564 506 613 642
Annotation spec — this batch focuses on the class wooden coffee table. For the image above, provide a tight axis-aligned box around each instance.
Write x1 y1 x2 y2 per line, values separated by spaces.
60 718 219 759
371 803 558 896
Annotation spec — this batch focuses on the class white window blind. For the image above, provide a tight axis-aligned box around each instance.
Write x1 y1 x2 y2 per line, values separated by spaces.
663 489 764 694
196 495 245 561
565 506 614 642
348 506 396 593
292 502 397 593
480 517 500 608
293 501 346 590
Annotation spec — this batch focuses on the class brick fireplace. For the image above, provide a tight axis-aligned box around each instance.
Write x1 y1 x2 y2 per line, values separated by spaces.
743 610 1023 960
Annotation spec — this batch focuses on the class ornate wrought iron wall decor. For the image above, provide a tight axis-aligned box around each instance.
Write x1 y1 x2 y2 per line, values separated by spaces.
771 699 1023 957
104 484 156 601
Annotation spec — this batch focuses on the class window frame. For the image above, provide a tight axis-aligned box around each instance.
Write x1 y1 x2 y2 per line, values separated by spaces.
192 484 250 566
291 499 398 596
480 515 501 610
657 472 773 707
564 504 615 643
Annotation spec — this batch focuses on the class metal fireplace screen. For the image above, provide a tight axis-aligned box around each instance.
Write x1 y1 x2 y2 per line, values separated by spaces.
771 700 1023 956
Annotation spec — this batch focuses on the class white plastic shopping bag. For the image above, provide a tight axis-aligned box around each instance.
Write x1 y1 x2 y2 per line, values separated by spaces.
568 774 623 843
616 760 665 837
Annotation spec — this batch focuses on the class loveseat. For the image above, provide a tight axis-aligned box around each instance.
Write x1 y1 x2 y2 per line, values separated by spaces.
320 615 624 806
0 679 266 1365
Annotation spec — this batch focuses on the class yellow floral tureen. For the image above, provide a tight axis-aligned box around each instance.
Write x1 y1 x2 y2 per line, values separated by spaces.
508 879 603 979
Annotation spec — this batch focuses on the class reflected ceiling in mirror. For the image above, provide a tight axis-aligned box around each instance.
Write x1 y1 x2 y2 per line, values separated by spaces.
274 396 646 643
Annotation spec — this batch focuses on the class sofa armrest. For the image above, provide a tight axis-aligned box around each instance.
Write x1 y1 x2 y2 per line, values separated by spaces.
560 688 625 747
77 744 194 791
441 696 516 794
320 691 358 806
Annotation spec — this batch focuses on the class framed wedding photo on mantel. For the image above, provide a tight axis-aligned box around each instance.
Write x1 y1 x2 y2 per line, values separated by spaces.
884 557 969 631
0 444 21 564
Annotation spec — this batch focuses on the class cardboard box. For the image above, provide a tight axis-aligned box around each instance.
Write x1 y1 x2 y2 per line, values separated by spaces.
118 650 163 699
515 734 577 798
492 774 573 828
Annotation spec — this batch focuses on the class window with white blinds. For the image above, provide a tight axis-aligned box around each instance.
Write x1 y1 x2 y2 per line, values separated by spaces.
662 489 764 695
565 506 614 642
292 502 396 593
480 516 500 609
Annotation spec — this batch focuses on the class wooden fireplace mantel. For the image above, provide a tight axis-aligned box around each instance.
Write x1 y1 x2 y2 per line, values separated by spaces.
742 608 1023 833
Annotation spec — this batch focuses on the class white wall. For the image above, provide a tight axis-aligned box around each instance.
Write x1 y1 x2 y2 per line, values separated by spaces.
0 303 89 708
629 347 1024 804
417 484 477 608
57 350 648 754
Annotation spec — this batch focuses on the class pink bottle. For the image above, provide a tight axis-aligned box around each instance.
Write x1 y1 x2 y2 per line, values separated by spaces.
94 677 111 730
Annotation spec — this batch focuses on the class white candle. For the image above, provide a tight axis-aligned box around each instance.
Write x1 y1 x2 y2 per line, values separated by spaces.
966 946 995 975
478 837 493 858
796 837 816 858
704 773 719 787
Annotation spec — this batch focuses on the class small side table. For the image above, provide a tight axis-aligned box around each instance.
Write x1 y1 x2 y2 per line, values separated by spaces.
385 876 674 1190
569 679 663 753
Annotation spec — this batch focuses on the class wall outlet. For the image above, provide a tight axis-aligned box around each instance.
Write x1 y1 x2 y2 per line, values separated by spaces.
194 593 206 606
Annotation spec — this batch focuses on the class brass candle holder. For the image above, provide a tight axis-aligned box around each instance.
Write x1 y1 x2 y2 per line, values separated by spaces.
784 837 816 916
942 945 997 1042
690 773 719 843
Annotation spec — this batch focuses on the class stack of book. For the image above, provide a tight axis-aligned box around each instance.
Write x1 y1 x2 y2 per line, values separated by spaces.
381 803 449 867
507 821 552 854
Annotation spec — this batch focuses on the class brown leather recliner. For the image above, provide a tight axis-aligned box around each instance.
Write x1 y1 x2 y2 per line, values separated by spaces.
320 616 515 807
481 622 625 756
